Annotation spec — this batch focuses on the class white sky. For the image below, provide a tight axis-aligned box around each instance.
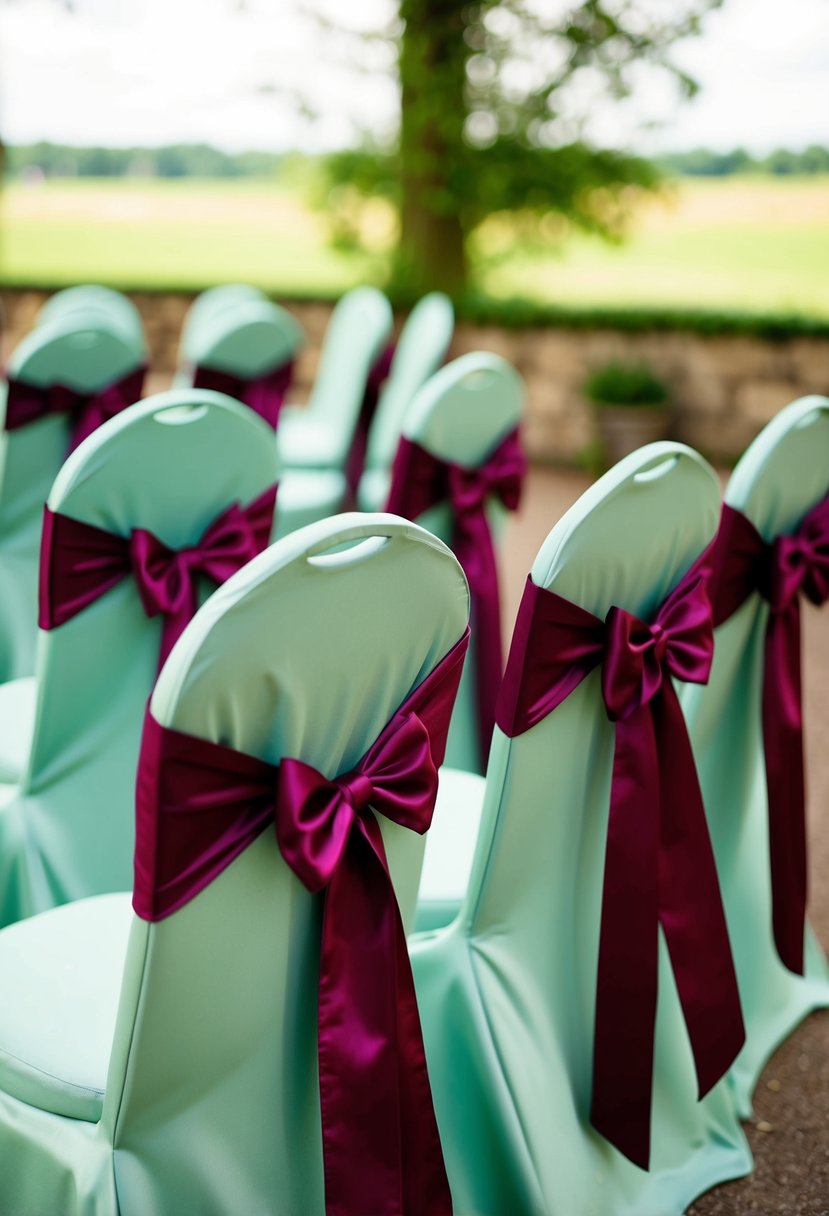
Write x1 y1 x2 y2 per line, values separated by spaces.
0 0 827 154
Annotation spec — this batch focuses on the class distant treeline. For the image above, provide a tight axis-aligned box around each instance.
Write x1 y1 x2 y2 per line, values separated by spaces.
5 140 829 181
658 145 829 177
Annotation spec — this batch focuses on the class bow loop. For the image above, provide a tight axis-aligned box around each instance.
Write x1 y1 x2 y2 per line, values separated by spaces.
773 529 829 612
5 366 146 451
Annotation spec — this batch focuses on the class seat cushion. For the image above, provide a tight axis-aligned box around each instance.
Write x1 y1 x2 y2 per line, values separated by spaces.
0 893 133 1121
0 677 37 783
415 767 486 932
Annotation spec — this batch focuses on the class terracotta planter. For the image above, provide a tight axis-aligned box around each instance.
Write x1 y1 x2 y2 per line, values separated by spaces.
595 405 671 467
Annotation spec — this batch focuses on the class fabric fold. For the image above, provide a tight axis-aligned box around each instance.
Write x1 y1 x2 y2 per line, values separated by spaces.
5 365 147 452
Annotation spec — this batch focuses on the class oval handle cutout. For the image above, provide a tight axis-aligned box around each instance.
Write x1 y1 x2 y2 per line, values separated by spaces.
307 534 391 568
154 405 210 426
634 455 679 483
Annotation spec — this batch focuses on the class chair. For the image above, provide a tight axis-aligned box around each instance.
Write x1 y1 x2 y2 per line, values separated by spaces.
0 315 146 680
411 443 752 1216
0 512 470 1215
36 286 146 356
352 291 453 497
0 390 279 927
276 286 393 472
680 394 829 1116
381 351 526 775
181 298 305 430
177 283 268 364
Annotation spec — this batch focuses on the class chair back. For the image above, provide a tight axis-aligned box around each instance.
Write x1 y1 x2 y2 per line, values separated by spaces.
101 513 469 1215
14 390 277 918
36 286 145 354
681 394 829 1112
184 297 304 380
178 283 268 362
0 317 146 678
411 444 750 1215
363 291 454 474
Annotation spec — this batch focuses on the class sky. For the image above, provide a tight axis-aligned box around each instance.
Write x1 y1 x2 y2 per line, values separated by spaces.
0 0 827 154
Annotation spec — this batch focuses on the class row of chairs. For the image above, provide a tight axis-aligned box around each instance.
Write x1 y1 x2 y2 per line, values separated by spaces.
0 393 824 1214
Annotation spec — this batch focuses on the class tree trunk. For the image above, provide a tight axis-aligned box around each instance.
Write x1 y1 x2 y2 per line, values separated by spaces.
397 0 470 298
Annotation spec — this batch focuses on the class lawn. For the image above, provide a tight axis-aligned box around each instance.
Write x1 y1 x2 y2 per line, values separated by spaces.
2 175 828 318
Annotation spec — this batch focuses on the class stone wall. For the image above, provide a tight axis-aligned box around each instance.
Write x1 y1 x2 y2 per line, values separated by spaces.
3 287 827 465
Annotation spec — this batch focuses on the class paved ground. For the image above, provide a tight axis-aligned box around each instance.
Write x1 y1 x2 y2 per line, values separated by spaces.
501 467 829 1216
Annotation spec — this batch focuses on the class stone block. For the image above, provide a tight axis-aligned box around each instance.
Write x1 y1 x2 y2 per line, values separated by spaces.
788 339 829 392
735 380 800 426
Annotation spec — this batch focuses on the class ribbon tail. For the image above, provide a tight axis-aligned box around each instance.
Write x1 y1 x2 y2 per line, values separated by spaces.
655 685 745 1098
590 711 660 1170
455 512 503 770
157 600 196 673
764 605 808 974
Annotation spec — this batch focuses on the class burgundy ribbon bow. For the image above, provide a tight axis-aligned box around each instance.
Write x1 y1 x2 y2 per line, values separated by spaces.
386 429 527 767
5 365 147 452
496 564 744 1169
39 484 277 669
192 358 295 430
709 495 829 975
133 628 469 1216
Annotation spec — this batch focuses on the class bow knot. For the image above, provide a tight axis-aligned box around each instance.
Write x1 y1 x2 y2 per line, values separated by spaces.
5 366 146 451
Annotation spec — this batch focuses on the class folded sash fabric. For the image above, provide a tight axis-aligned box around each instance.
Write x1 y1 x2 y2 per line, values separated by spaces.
192 359 295 430
386 429 526 765
345 343 395 497
134 627 469 1216
708 495 829 975
496 563 744 1169
38 484 278 669
4 365 147 452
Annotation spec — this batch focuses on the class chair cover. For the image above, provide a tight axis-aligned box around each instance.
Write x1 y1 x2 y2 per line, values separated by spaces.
681 394 829 1116
277 286 393 471
177 283 268 364
37 286 146 355
0 390 278 927
411 443 752 1216
383 351 525 774
0 316 146 680
355 291 454 496
0 512 469 1216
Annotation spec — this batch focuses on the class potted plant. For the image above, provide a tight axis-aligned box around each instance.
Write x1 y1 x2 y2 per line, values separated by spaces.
583 360 671 467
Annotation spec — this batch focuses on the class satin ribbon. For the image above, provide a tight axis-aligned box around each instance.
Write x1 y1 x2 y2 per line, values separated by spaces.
134 627 469 1216
496 565 744 1169
5 364 147 452
345 342 396 502
708 495 829 975
386 429 526 767
192 358 295 430
39 484 277 668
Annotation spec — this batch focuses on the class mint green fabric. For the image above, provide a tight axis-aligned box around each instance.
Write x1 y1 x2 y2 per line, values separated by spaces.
37 287 146 356
0 513 469 1215
373 352 525 774
416 766 485 932
411 443 752 1216
180 297 305 380
0 677 36 783
178 284 268 363
277 287 393 470
0 390 279 928
0 317 146 680
681 394 829 1117
361 292 454 477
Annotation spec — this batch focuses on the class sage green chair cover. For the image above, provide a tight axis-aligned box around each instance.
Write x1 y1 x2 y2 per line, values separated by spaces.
0 512 469 1216
178 297 305 386
0 390 278 928
0 317 145 680
369 352 524 775
411 443 752 1216
681 394 829 1117
177 283 268 364
357 291 454 493
37 286 146 355
277 286 393 471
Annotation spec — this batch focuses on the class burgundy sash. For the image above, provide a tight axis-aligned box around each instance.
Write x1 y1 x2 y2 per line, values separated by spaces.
345 342 396 501
134 627 469 1216
496 564 744 1169
39 484 277 669
386 429 526 767
5 365 147 453
708 495 829 975
192 358 295 429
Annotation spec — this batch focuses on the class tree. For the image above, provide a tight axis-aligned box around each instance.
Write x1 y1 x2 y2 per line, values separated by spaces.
327 0 723 297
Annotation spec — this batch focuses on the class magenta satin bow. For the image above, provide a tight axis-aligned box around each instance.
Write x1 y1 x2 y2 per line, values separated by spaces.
192 358 295 430
39 484 277 668
496 564 744 1169
386 429 527 767
134 628 469 1216
5 365 147 452
709 495 829 975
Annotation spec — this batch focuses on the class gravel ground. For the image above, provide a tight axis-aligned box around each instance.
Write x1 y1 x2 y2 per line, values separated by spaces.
501 467 829 1216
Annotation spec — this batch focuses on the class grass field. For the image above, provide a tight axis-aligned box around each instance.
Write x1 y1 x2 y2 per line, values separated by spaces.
2 175 828 318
